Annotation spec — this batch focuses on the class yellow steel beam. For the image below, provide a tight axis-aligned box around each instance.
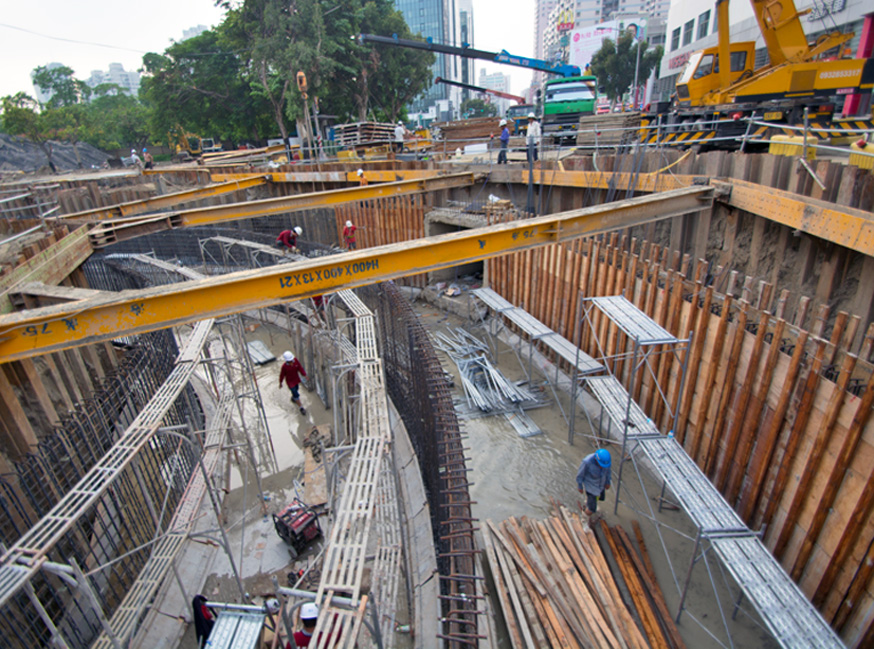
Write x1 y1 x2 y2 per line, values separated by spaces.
714 179 874 257
0 227 93 314
88 172 477 248
58 176 269 223
522 169 697 193
210 169 439 184
0 186 711 362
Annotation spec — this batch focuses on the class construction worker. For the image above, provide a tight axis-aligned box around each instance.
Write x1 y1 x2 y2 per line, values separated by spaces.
129 148 143 169
143 148 154 169
356 168 368 186
393 120 406 153
576 448 611 520
192 595 215 648
279 351 307 415
276 226 303 253
526 113 541 164
342 220 357 250
497 119 510 165
288 602 327 647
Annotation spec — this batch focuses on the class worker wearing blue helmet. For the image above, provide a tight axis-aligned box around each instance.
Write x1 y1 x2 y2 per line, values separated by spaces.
576 448 612 518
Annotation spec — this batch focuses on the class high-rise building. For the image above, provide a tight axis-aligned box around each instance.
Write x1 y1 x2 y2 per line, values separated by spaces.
478 68 513 115
85 63 141 97
395 0 473 120
182 24 209 40
533 0 559 91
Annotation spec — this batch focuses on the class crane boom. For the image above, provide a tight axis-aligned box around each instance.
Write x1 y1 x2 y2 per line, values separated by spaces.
359 33 580 77
434 77 526 104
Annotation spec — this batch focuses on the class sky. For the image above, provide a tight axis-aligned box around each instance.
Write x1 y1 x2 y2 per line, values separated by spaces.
0 0 536 101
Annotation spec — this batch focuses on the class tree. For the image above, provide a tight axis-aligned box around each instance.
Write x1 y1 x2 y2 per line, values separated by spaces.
139 27 273 146
589 33 663 108
1 92 58 171
85 86 150 152
461 98 497 118
32 65 91 108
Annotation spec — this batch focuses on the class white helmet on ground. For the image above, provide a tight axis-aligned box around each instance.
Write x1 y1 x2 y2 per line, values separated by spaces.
283 351 294 362
346 220 353 227
300 602 319 620
265 598 280 614
294 226 302 235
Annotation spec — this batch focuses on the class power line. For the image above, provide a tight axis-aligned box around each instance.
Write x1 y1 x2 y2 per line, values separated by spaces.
0 22 149 55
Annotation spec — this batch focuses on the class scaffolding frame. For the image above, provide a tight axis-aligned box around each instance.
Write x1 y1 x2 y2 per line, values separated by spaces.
578 294 844 649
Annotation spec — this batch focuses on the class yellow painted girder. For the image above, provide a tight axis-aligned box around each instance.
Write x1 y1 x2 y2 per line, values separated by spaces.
210 169 439 184
88 172 477 248
714 179 874 257
0 186 711 362
59 177 269 222
523 169 696 193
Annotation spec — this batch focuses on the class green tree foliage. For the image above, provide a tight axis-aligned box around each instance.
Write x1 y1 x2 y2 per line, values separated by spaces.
1 92 58 170
87 85 150 151
139 28 272 146
32 65 91 108
461 98 497 118
589 33 663 107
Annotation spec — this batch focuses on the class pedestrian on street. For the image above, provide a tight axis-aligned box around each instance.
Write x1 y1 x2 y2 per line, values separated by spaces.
497 119 510 164
576 448 611 519
343 220 357 250
279 351 307 415
276 226 303 253
526 113 541 164
356 168 368 186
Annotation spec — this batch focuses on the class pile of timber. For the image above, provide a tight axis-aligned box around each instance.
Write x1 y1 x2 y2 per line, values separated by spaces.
333 121 395 147
576 112 642 148
433 116 513 150
482 507 686 649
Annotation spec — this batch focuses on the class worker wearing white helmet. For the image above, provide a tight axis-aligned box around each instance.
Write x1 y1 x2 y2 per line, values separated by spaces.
279 351 307 415
497 118 510 165
294 602 321 646
343 219 357 250
275 227 302 254
526 112 541 164
129 148 143 169
393 120 406 153
356 168 368 186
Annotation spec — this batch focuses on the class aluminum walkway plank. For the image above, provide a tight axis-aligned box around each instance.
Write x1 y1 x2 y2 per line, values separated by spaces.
585 375 661 439
472 288 603 375
639 437 747 534
588 295 678 344
711 537 844 649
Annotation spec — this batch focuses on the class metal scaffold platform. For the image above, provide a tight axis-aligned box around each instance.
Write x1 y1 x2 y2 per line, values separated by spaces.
472 287 603 376
580 294 843 649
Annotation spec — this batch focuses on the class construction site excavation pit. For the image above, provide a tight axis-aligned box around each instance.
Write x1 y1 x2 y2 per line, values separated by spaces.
414 295 780 649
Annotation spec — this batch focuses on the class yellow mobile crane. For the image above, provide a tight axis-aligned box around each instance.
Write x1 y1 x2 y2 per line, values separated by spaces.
645 0 874 147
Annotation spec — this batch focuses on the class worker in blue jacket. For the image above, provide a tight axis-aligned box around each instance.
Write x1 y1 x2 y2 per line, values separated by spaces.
576 448 612 517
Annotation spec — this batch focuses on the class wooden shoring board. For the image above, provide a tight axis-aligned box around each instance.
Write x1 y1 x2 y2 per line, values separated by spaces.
303 425 331 507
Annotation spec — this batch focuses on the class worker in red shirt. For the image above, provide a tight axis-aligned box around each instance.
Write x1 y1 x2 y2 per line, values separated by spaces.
276 226 303 253
288 602 335 648
342 220 356 250
279 351 307 415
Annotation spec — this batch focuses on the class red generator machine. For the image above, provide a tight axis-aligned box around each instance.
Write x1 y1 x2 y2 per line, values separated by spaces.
272 500 322 558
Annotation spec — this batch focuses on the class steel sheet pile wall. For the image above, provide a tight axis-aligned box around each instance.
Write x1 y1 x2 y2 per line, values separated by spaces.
337 195 428 287
361 283 480 646
486 227 874 647
0 260 203 649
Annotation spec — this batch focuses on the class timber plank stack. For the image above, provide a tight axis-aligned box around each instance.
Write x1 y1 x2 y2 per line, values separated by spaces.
577 112 642 147
483 507 686 649
433 116 512 150
333 121 395 147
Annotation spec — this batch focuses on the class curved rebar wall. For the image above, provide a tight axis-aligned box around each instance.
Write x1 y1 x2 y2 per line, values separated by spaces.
0 260 203 649
362 283 479 646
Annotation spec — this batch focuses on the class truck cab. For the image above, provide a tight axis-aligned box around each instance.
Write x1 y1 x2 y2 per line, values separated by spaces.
675 42 755 107
541 75 598 143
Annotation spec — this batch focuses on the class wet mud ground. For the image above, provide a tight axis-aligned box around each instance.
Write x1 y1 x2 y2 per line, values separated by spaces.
181 300 778 649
